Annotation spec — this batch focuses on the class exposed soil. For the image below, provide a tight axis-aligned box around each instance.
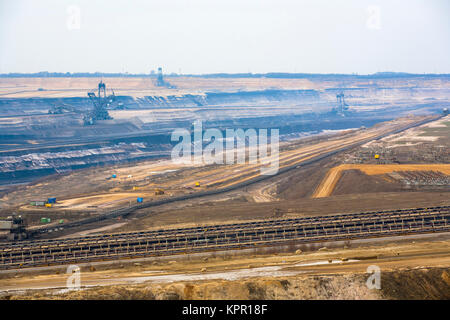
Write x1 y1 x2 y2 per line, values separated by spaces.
7 268 448 300
313 164 450 198
333 170 404 195
2 236 449 300
380 268 450 299
276 158 336 200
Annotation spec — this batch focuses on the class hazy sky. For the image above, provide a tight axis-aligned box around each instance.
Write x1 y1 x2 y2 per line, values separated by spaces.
1 0 449 74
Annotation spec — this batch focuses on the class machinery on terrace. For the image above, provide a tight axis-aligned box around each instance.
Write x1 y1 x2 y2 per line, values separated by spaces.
48 103 77 114
83 80 116 125
0 214 28 241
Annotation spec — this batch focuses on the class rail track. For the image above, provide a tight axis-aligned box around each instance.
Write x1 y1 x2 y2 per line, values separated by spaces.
1 206 449 269
27 115 442 237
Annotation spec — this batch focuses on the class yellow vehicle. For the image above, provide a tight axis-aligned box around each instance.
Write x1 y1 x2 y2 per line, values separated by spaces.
374 154 380 159
155 188 164 195
195 182 200 187
45 203 52 208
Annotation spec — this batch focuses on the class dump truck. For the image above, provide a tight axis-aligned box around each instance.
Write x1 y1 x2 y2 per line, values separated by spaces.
155 188 165 195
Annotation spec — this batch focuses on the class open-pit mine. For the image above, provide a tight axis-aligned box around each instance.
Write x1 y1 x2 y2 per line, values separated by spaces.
0 73 449 300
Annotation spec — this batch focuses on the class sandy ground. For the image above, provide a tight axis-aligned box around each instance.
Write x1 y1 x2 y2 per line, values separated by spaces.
1 116 428 217
313 164 450 198
52 193 155 210
366 115 450 148
0 77 318 98
311 115 449 198
0 114 446 241
2 76 448 99
0 105 448 299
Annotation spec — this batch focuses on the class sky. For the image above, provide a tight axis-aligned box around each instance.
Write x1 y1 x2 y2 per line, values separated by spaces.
0 0 449 74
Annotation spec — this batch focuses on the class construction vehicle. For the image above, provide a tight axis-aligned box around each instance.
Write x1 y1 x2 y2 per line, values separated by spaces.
155 188 165 195
84 80 116 125
154 67 175 88
195 182 200 187
0 214 28 241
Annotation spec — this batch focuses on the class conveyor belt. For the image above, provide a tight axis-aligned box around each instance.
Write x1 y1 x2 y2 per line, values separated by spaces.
1 206 448 269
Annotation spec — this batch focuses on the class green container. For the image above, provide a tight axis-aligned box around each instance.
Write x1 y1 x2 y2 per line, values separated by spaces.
40 217 51 224
59 219 64 224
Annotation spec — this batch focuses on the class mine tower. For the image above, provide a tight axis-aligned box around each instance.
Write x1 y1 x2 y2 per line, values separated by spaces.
334 91 349 115
154 67 175 88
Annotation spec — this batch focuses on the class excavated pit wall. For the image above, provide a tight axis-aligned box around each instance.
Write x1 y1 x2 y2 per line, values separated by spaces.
0 88 447 187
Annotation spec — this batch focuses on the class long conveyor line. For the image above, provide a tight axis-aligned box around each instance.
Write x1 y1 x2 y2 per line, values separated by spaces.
2 218 448 269
1 207 448 269
5 212 448 253
2 205 448 250
2 206 448 251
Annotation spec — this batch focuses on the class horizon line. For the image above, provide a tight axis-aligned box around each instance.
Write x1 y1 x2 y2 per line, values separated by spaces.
1 71 449 78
